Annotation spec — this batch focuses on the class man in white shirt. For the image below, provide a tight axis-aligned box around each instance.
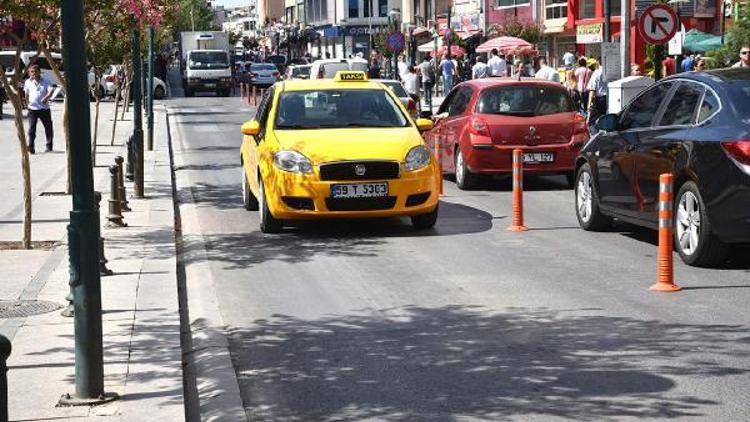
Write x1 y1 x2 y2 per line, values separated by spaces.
397 54 409 81
23 64 55 153
472 56 489 79
534 58 560 82
487 48 506 77
732 45 750 68
402 65 419 97
586 60 608 126
562 48 576 69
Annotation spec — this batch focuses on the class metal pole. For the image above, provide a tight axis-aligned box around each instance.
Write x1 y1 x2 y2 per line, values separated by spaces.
132 19 145 198
620 0 630 79
0 335 10 422
60 0 106 402
721 0 727 45
147 26 154 152
603 0 611 43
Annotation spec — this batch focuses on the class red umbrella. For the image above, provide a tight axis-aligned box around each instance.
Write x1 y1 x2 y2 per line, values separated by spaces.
476 36 537 55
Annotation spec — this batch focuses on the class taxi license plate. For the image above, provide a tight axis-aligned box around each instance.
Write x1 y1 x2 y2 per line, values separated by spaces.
331 183 388 198
523 152 554 164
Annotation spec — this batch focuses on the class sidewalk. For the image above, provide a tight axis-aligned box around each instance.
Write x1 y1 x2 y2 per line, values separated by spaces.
0 99 184 420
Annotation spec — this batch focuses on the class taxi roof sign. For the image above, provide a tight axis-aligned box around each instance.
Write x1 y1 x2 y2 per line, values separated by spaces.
334 71 368 82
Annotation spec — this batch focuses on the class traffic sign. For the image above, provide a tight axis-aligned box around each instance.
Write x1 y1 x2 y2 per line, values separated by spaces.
638 4 679 45
386 32 405 52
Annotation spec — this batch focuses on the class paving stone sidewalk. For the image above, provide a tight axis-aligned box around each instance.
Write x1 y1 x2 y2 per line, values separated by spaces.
0 100 185 421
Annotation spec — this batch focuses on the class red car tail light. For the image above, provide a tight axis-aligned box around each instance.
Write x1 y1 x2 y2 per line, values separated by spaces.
469 117 490 137
722 140 750 167
573 113 588 135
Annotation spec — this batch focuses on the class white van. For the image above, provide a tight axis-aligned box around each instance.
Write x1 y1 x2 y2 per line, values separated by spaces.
309 58 369 79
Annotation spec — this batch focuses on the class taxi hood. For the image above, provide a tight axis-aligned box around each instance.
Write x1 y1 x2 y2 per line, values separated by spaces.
272 127 424 164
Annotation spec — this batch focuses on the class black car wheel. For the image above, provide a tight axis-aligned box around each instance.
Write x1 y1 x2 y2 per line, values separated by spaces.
259 177 283 233
674 181 728 266
575 163 612 231
242 168 258 211
411 204 439 230
455 148 478 190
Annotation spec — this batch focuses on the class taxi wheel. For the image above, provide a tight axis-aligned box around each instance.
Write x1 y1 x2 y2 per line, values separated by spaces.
455 149 478 190
411 204 439 230
259 178 283 234
575 163 612 231
242 169 258 211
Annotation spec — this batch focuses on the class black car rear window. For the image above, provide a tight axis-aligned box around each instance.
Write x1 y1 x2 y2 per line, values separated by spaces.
476 85 574 117
709 68 750 81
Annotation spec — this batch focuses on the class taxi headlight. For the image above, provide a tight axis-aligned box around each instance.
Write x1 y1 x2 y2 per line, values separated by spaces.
404 146 431 171
273 150 313 174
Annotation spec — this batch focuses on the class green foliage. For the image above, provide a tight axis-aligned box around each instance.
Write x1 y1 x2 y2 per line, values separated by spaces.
707 9 750 66
168 0 217 32
487 18 543 45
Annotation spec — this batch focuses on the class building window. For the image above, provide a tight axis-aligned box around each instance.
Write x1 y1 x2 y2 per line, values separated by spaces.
610 0 621 16
495 0 531 8
545 0 567 19
349 0 359 17
364 0 371 17
298 3 305 22
379 0 387 16
578 0 595 19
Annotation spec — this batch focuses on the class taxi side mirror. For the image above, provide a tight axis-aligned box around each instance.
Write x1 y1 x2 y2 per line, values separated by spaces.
241 120 261 136
415 118 434 132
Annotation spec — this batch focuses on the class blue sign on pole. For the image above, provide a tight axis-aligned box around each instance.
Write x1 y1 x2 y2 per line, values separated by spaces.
386 32 405 52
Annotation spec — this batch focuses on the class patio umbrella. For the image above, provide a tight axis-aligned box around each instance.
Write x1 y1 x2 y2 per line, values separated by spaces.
683 29 721 52
476 36 537 55
417 39 467 57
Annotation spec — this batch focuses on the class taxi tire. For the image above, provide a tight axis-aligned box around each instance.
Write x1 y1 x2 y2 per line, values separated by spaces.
575 163 612 231
242 170 258 211
259 178 283 234
455 149 478 190
411 204 439 230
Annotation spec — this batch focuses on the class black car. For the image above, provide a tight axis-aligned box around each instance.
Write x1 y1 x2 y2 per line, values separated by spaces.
574 68 750 266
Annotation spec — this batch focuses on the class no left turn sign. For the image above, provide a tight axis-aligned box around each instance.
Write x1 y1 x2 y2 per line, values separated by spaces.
638 4 679 45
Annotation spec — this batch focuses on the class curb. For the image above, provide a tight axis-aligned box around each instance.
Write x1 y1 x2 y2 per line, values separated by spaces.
166 107 248 422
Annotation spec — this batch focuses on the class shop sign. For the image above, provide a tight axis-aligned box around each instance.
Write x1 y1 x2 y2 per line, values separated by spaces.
342 25 384 36
576 23 602 44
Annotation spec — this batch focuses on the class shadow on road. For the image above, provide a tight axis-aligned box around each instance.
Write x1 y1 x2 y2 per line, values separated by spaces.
226 305 748 421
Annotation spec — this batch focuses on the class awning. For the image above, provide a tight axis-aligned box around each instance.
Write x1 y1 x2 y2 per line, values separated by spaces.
683 29 722 52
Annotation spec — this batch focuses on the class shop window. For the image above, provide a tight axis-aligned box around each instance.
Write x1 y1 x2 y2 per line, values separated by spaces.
349 0 359 18
610 0 621 16
364 0 371 17
579 0 595 19
545 0 567 19
379 0 387 16
495 0 531 8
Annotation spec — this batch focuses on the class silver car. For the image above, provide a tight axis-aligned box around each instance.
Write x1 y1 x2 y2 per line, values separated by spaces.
249 63 279 87
373 79 418 117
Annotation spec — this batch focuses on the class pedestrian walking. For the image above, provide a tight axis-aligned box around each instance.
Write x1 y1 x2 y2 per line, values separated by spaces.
403 65 420 105
367 59 381 79
695 57 707 71
575 57 592 115
472 56 489 79
397 54 409 81
562 47 577 70
487 48 506 77
732 45 750 68
23 64 54 154
419 54 435 111
662 55 676 76
439 53 456 95
586 59 608 128
565 71 581 112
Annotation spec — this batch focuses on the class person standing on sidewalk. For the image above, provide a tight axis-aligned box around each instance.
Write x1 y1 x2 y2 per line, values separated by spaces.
487 49 506 77
439 53 456 96
23 64 55 154
419 54 435 112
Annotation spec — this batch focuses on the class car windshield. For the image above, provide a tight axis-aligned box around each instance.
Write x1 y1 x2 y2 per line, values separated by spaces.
188 52 229 69
476 85 574 116
319 62 368 78
267 55 286 65
275 89 410 129
293 66 311 77
381 81 407 97
251 64 277 71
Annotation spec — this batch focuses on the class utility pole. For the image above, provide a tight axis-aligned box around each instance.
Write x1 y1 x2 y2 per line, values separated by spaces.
620 0 630 79
58 0 114 406
132 18 145 198
603 0 611 43
147 26 154 151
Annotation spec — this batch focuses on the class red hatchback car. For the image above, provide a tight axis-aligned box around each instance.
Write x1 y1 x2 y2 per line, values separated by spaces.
423 78 589 189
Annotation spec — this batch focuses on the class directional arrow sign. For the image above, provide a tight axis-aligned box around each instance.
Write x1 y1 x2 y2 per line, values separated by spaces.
638 4 679 45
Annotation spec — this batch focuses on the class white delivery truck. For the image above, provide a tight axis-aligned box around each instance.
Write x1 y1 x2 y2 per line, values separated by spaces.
180 31 232 97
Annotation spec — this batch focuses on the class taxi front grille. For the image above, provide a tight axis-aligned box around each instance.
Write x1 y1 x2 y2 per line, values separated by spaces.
319 161 400 181
325 196 397 211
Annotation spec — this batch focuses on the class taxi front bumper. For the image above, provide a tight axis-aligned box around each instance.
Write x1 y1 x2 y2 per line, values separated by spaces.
264 164 439 219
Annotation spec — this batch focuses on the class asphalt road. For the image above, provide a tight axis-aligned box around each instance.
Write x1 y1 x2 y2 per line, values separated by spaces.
168 86 750 421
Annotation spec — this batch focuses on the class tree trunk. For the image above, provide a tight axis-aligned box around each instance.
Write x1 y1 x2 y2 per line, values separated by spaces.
122 65 132 119
91 95 100 166
111 82 121 146
1 74 32 249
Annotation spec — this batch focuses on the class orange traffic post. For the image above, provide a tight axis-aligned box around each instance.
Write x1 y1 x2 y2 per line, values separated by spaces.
435 140 444 195
650 173 682 292
508 148 528 232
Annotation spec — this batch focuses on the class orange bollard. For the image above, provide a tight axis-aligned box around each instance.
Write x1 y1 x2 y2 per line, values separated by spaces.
435 140 444 195
649 173 682 292
508 148 528 232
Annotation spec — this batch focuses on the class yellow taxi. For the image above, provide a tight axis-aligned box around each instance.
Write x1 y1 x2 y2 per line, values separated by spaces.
240 71 439 233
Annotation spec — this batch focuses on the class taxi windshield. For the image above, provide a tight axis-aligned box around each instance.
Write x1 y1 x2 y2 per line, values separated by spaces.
275 89 410 129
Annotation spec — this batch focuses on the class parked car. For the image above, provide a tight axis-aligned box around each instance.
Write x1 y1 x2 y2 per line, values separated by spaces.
422 79 589 189
248 63 279 88
100 65 167 99
309 58 368 79
372 79 418 117
284 64 311 80
266 55 288 73
574 68 750 266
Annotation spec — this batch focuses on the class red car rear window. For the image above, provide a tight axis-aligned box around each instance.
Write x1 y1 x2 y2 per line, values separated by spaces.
476 86 574 117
